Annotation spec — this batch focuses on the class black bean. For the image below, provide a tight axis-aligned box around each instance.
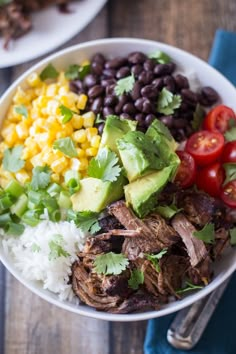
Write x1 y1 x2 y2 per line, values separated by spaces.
104 95 118 107
173 118 188 129
152 78 164 90
135 113 146 126
106 84 116 95
103 107 114 116
83 74 98 88
88 85 104 98
105 57 127 69
181 89 197 105
91 97 103 113
103 68 116 78
142 99 153 113
120 113 132 120
201 86 219 104
128 52 147 64
115 103 123 115
92 53 106 65
159 115 174 128
123 102 136 115
145 114 156 126
163 76 175 92
134 97 146 111
154 63 173 76
141 84 158 99
131 81 142 100
143 59 156 71
91 62 104 76
166 62 176 74
98 123 105 135
119 94 129 105
101 78 116 87
131 64 143 77
138 71 154 85
179 101 190 112
116 66 131 79
174 74 189 90
69 81 80 93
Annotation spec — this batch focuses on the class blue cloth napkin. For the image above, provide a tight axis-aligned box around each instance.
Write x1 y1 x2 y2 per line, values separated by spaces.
144 29 236 354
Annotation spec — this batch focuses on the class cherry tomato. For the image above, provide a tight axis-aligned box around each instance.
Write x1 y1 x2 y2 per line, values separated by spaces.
196 162 225 198
221 141 236 164
174 151 196 188
185 130 224 166
220 180 236 208
203 105 236 134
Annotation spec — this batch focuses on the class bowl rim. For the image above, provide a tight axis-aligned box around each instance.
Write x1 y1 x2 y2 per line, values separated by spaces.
1 37 236 321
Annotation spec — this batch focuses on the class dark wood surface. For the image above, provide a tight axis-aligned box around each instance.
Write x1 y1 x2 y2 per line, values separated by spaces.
1 1 236 353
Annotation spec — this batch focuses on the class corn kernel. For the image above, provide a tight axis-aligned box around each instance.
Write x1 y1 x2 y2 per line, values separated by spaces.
35 133 52 149
76 148 85 158
13 87 29 105
15 121 29 140
1 124 18 146
58 85 69 96
51 156 68 173
86 147 98 157
78 157 88 171
82 111 95 127
86 127 98 141
81 141 90 150
81 60 90 66
46 84 59 97
51 173 61 183
72 129 86 143
77 94 88 110
70 158 81 171
24 160 33 172
30 153 43 167
90 135 101 148
71 114 83 129
27 73 42 87
15 170 30 184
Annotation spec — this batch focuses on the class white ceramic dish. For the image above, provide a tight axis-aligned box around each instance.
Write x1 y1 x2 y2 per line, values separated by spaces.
0 38 236 321
0 0 107 68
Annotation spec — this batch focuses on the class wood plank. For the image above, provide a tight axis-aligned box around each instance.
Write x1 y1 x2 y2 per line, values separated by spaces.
4 5 109 354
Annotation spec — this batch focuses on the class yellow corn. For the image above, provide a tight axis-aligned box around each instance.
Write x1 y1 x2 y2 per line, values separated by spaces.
72 129 87 143
15 170 30 184
86 147 98 157
78 157 88 171
76 148 85 158
51 156 68 173
90 135 101 148
77 94 88 110
82 112 95 128
70 158 81 171
51 173 61 183
27 73 42 87
71 114 83 129
15 121 29 140
81 141 90 150
86 127 98 141
1 124 18 146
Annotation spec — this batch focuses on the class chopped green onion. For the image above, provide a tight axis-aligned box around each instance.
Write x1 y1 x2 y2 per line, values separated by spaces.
58 191 72 209
0 213 12 226
10 194 28 217
6 222 25 236
27 190 43 205
0 195 14 211
47 183 62 197
5 180 24 198
49 210 61 222
21 210 40 226
64 170 80 194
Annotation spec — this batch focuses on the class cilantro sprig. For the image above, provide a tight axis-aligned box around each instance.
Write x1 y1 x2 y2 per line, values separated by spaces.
65 64 90 80
3 145 25 173
157 88 182 115
14 104 28 118
39 63 59 81
48 234 70 261
148 50 171 64
30 166 52 191
67 210 101 234
193 223 215 244
128 269 144 290
59 105 76 124
53 137 77 158
176 281 203 294
192 104 205 131
88 147 121 182
155 204 182 219
145 248 168 272
223 163 236 185
114 74 135 96
94 252 129 275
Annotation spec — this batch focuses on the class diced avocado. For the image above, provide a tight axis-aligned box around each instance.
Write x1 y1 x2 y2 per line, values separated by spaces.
99 115 137 155
116 131 166 182
146 119 178 153
71 174 126 212
124 166 174 218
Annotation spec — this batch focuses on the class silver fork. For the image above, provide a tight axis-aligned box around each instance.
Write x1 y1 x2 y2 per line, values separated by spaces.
167 278 231 350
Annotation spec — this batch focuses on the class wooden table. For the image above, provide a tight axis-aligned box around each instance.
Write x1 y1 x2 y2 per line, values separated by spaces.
1 1 236 353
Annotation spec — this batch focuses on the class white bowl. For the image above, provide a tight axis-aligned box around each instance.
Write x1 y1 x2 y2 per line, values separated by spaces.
0 38 236 322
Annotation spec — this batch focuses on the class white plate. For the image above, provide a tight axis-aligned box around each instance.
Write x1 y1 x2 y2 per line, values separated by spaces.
0 38 236 321
0 0 107 68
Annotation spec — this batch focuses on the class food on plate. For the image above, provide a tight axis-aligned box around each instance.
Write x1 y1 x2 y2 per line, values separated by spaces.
0 48 236 314
0 0 76 48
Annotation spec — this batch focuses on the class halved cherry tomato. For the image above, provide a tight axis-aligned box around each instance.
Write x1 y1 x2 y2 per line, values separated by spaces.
220 180 236 208
196 162 225 198
221 141 236 164
185 130 224 166
174 151 196 188
203 105 236 134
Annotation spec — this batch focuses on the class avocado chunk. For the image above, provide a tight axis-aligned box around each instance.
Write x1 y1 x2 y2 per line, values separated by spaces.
124 166 174 218
71 174 126 212
116 130 166 182
99 115 137 155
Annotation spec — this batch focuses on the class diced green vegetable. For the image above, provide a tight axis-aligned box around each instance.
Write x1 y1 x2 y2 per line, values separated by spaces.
0 213 12 226
10 194 28 217
6 222 25 236
0 194 14 211
47 183 62 197
21 210 40 227
5 180 24 198
58 191 72 209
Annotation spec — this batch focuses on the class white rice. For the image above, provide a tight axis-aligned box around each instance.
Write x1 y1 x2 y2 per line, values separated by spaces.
1 218 88 301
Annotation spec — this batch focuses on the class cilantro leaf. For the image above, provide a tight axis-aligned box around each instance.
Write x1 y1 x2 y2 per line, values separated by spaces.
59 104 76 124
114 74 135 96
53 137 77 157
68 210 101 234
225 127 236 142
128 269 144 290
48 234 69 261
94 252 129 275
176 281 203 294
148 50 171 64
223 163 236 185
31 243 41 252
145 248 168 272
39 63 59 81
229 228 236 245
30 166 51 191
192 104 205 131
14 104 28 118
95 113 105 124
157 88 182 115
193 223 215 244
3 145 25 172
88 147 121 182
155 204 182 219
65 64 91 80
